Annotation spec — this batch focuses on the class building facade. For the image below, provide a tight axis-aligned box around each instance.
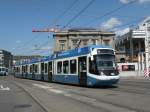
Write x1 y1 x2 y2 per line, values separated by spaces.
53 28 115 52
115 16 150 71
0 49 13 69
115 29 145 63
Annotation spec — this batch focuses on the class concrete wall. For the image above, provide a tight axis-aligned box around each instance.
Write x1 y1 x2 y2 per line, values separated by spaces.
119 71 144 77
117 62 144 77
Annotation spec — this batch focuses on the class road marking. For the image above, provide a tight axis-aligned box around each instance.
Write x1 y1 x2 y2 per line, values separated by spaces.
32 83 135 111
33 83 53 89
33 83 68 94
49 89 64 94
0 85 10 91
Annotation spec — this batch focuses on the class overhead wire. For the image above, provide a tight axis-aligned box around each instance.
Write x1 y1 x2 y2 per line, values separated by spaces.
109 16 146 31
83 0 137 27
49 0 79 27
28 0 79 55
63 0 96 28
12 34 42 54
13 0 139 56
13 0 79 56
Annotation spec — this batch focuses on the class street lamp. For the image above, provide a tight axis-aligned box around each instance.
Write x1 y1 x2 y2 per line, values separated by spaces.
145 23 150 73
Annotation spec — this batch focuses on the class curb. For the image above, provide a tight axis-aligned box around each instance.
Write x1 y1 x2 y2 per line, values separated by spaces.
120 76 147 79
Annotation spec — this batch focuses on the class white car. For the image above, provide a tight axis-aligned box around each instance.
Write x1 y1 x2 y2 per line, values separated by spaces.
0 67 8 76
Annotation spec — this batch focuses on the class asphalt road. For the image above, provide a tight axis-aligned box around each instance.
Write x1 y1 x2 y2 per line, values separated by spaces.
0 75 150 112
0 76 46 112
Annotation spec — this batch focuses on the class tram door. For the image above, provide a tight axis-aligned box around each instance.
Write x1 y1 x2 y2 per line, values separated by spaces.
48 61 53 82
41 63 44 81
78 56 87 86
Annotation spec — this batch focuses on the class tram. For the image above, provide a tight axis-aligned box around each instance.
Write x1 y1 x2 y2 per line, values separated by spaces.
0 67 8 76
14 45 119 86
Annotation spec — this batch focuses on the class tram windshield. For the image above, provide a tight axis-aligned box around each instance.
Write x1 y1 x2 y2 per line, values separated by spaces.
89 54 118 76
95 54 115 68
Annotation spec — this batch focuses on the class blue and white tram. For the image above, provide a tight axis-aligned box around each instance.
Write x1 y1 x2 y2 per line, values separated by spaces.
14 45 119 86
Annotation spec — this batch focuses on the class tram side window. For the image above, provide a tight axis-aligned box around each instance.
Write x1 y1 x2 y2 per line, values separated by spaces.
41 63 44 73
16 67 20 73
57 61 62 74
18 67 20 73
48 62 52 71
70 59 76 74
45 63 48 73
89 58 99 75
30 65 33 73
24 66 26 73
23 66 25 73
63 61 69 74
34 65 38 73
25 66 28 73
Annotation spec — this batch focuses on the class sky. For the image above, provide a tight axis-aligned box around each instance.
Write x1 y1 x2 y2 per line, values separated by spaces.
0 0 150 56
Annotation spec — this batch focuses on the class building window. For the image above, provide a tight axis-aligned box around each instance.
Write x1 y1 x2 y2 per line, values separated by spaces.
72 39 78 48
59 40 66 51
82 40 88 46
57 61 62 74
70 59 76 74
103 40 110 46
63 61 69 74
91 39 97 45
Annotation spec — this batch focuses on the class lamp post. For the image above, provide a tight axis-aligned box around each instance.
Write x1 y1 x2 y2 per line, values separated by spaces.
145 23 150 73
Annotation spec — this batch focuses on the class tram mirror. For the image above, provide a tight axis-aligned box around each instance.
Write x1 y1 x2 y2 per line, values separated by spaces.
90 56 94 61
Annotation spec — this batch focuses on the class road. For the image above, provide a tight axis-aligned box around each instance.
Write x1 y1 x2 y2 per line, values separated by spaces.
0 76 46 112
0 76 150 112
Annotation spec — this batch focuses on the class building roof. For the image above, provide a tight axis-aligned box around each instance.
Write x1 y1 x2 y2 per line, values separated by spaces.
0 49 12 55
53 28 115 36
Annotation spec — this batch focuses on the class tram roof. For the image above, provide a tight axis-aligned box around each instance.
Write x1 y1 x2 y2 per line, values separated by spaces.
54 45 112 59
15 45 112 66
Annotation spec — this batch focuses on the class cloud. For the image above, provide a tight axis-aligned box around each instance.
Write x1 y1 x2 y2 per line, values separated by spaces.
16 40 21 44
115 27 130 36
101 17 122 30
119 0 150 4
139 0 150 3
33 45 52 51
119 0 133 4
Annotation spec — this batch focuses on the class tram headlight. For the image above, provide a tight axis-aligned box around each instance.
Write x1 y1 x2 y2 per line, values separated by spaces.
111 73 115 76
100 71 104 76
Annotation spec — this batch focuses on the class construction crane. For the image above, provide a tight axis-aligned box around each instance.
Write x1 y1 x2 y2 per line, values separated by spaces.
32 28 60 32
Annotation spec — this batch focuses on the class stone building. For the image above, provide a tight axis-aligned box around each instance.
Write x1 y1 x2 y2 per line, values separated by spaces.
53 28 115 52
115 16 150 71
0 49 13 69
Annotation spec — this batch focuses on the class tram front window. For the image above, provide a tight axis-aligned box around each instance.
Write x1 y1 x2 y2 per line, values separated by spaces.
96 54 115 68
89 54 118 76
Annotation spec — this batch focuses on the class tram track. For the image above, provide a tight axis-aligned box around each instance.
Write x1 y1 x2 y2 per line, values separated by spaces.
120 81 150 87
119 82 150 89
14 77 150 112
111 85 150 96
14 78 134 112
16 76 150 96
64 88 147 112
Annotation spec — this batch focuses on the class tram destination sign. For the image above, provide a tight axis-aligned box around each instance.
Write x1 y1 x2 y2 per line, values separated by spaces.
97 49 114 54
